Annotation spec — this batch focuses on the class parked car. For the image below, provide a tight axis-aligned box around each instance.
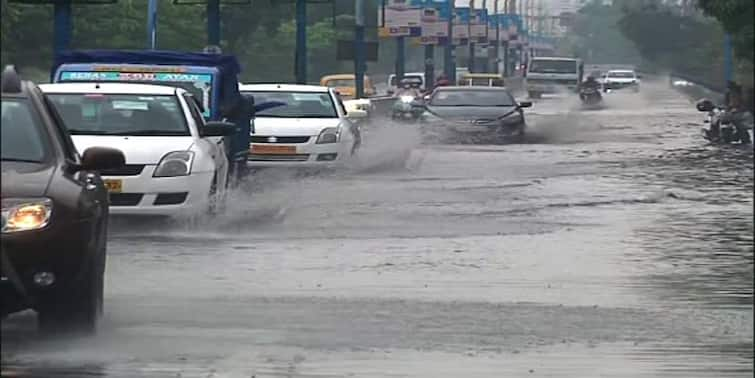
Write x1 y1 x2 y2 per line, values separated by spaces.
39 82 236 217
418 86 532 143
1 66 125 333
240 84 362 168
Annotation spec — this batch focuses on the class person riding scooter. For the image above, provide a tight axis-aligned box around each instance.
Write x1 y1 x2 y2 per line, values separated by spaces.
579 75 602 103
705 82 752 144
392 78 423 120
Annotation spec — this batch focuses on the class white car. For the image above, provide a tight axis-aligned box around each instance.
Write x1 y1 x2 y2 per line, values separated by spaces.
240 84 361 168
602 69 640 92
40 82 233 217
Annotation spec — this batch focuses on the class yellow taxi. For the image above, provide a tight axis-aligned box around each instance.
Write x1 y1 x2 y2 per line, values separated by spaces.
320 74 376 99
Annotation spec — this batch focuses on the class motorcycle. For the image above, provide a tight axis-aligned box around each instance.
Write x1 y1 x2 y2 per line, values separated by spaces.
391 95 423 121
579 87 603 106
697 99 752 144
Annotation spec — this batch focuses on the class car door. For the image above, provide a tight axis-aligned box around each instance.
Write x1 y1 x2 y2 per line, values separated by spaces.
182 93 228 188
333 90 359 152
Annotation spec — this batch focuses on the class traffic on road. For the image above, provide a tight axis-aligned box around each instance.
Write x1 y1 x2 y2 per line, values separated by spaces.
1 8 753 376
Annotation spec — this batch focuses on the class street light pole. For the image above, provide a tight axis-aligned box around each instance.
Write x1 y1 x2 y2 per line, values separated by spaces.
355 0 366 99
53 0 72 57
147 0 158 49
723 33 733 84
444 0 455 80
207 0 220 46
295 0 307 84
468 0 475 73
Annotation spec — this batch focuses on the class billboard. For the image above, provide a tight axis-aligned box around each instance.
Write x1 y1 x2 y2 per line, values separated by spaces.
380 0 424 37
470 8 488 44
452 7 470 45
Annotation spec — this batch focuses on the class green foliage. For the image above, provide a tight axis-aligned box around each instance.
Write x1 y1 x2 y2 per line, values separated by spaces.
565 0 642 64
697 0 753 62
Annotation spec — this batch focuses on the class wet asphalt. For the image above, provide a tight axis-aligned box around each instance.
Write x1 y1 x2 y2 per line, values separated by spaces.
1 81 753 377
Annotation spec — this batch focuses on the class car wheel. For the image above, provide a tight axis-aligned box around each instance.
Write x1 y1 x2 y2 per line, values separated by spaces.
207 171 225 215
37 233 104 335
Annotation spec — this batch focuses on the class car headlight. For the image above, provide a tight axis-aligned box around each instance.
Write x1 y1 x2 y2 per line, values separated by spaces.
2 198 53 233
153 151 194 177
316 127 340 144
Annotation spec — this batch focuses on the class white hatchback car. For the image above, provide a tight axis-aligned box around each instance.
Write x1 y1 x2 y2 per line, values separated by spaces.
40 82 234 217
240 84 361 168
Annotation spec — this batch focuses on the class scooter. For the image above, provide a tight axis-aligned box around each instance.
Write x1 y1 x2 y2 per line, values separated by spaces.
579 87 603 106
697 99 752 144
391 95 423 122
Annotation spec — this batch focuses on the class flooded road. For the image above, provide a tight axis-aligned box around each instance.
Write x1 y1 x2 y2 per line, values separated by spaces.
2 81 753 377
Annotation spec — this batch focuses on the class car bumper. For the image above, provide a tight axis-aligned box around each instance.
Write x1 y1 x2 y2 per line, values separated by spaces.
603 82 638 90
1 218 95 314
246 140 349 168
104 168 214 217
527 83 577 93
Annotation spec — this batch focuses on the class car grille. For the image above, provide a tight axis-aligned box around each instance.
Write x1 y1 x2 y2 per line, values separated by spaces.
109 193 143 206
250 136 311 144
100 164 145 176
248 154 310 162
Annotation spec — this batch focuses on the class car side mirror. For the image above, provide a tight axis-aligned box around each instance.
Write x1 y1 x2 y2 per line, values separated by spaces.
201 121 239 137
346 109 368 120
80 147 125 171
518 101 532 108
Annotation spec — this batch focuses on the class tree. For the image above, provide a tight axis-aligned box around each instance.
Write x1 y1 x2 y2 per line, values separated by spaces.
697 0 753 62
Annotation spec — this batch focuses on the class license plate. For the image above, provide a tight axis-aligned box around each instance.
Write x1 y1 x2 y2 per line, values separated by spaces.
250 144 297 155
103 179 122 193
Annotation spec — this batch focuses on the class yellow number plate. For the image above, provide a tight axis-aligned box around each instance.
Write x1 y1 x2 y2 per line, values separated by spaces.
103 179 123 193
250 144 297 155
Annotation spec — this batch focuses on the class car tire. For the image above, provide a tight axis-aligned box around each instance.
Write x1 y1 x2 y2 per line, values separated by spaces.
37 230 104 335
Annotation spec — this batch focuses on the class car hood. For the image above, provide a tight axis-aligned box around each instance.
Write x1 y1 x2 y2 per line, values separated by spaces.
252 117 343 136
72 136 195 165
425 106 518 121
1 161 55 198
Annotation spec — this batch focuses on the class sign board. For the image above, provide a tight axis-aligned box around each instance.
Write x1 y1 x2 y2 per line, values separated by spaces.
380 0 424 37
452 7 470 45
470 8 488 43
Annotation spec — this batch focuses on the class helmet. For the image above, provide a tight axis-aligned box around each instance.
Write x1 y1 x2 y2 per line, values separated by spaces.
399 78 413 89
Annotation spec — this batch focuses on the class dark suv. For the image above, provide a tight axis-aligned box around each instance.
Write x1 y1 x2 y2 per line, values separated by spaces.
1 66 125 334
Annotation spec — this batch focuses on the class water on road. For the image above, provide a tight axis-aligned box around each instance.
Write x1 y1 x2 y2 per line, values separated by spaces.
2 81 753 378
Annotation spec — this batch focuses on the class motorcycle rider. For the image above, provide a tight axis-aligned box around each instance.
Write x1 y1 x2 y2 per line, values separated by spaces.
396 78 421 99
708 82 752 144
579 75 601 97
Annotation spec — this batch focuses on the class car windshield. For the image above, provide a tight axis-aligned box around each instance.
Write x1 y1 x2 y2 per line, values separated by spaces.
243 91 337 118
608 71 635 78
528 59 578 74
1 99 49 163
46 93 190 136
429 90 515 107
390 75 423 86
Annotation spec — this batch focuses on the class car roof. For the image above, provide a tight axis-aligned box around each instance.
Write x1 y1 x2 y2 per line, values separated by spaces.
320 74 370 80
607 69 635 73
38 82 179 95
389 72 425 78
530 57 578 61
239 84 330 93
436 86 510 91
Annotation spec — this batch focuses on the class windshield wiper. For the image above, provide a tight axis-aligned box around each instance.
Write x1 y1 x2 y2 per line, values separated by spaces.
2 157 43 163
